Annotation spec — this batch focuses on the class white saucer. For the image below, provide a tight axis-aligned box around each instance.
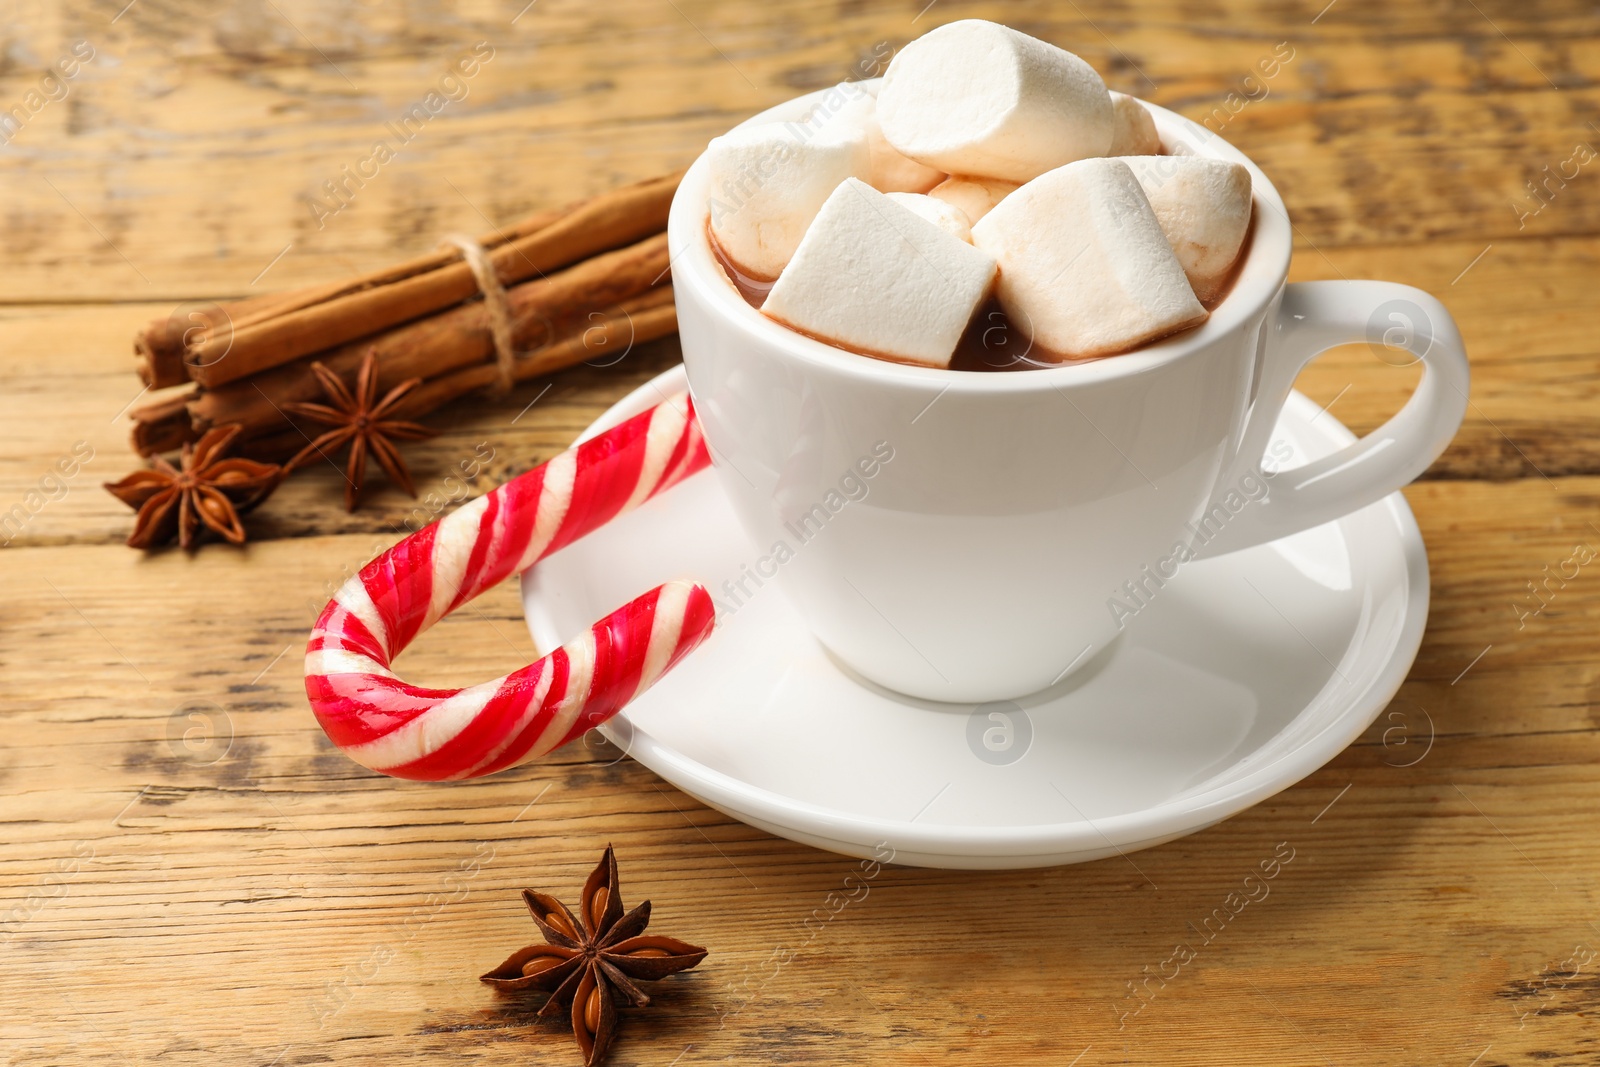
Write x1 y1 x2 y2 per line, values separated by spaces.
523 366 1428 869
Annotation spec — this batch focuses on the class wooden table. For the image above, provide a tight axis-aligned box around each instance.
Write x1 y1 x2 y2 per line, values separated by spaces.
3 2 1595 1064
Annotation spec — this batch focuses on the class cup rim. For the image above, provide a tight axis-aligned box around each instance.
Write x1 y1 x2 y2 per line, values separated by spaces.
667 81 1293 392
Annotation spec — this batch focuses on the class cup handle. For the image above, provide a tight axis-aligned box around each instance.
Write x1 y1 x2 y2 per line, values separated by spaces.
1191 280 1469 559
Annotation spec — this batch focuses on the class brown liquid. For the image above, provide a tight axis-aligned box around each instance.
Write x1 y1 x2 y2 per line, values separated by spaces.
713 236 777 306
711 205 1254 372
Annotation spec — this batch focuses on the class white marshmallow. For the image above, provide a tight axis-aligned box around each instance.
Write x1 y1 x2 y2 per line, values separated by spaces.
1107 92 1162 155
876 20 1113 183
804 81 945 194
762 178 997 367
971 158 1207 359
705 122 870 280
885 192 973 242
927 176 1018 224
1121 156 1253 304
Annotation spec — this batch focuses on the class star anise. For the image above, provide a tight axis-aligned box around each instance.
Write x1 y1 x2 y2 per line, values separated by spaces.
283 349 437 511
481 846 708 1065
104 424 282 550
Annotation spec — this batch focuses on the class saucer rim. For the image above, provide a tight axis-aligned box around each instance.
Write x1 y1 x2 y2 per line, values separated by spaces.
529 366 1428 861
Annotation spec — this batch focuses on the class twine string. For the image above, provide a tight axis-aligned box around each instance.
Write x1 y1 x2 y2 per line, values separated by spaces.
440 234 518 392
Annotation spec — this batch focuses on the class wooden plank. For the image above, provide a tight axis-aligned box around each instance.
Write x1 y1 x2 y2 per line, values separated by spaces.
2 475 1599 1064
0 235 1591 552
0 1 1595 298
2 0 1598 1063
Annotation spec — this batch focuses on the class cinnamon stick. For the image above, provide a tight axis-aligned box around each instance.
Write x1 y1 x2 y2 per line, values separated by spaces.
222 292 676 464
135 289 303 389
127 388 201 454
231 428 308 466
390 287 679 418
187 233 672 443
133 179 634 387
171 199 568 371
182 171 682 389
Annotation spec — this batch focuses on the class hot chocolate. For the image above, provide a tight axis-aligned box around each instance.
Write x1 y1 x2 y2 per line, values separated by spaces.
711 220 1251 372
700 19 1256 371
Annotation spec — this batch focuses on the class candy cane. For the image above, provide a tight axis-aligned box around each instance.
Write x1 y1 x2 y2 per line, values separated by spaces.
304 390 715 781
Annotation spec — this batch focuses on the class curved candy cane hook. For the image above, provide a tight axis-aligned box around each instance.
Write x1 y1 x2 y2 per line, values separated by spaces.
305 390 715 781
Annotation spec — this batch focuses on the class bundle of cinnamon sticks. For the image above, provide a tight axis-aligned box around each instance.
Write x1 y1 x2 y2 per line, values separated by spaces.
129 171 683 461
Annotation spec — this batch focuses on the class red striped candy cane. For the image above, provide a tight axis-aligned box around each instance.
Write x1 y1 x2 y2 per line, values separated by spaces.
304 390 715 781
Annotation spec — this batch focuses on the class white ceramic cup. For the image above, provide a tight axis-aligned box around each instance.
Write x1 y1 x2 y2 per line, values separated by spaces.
667 85 1469 703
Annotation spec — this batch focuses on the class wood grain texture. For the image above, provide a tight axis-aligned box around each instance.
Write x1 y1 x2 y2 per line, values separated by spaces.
2 1 1598 1065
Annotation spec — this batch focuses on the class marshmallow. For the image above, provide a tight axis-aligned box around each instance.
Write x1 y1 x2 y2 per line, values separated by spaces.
970 158 1207 359
705 122 870 280
762 178 997 367
927 176 1018 224
1121 156 1253 304
886 192 973 242
1107 92 1162 155
805 81 945 194
876 20 1113 183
